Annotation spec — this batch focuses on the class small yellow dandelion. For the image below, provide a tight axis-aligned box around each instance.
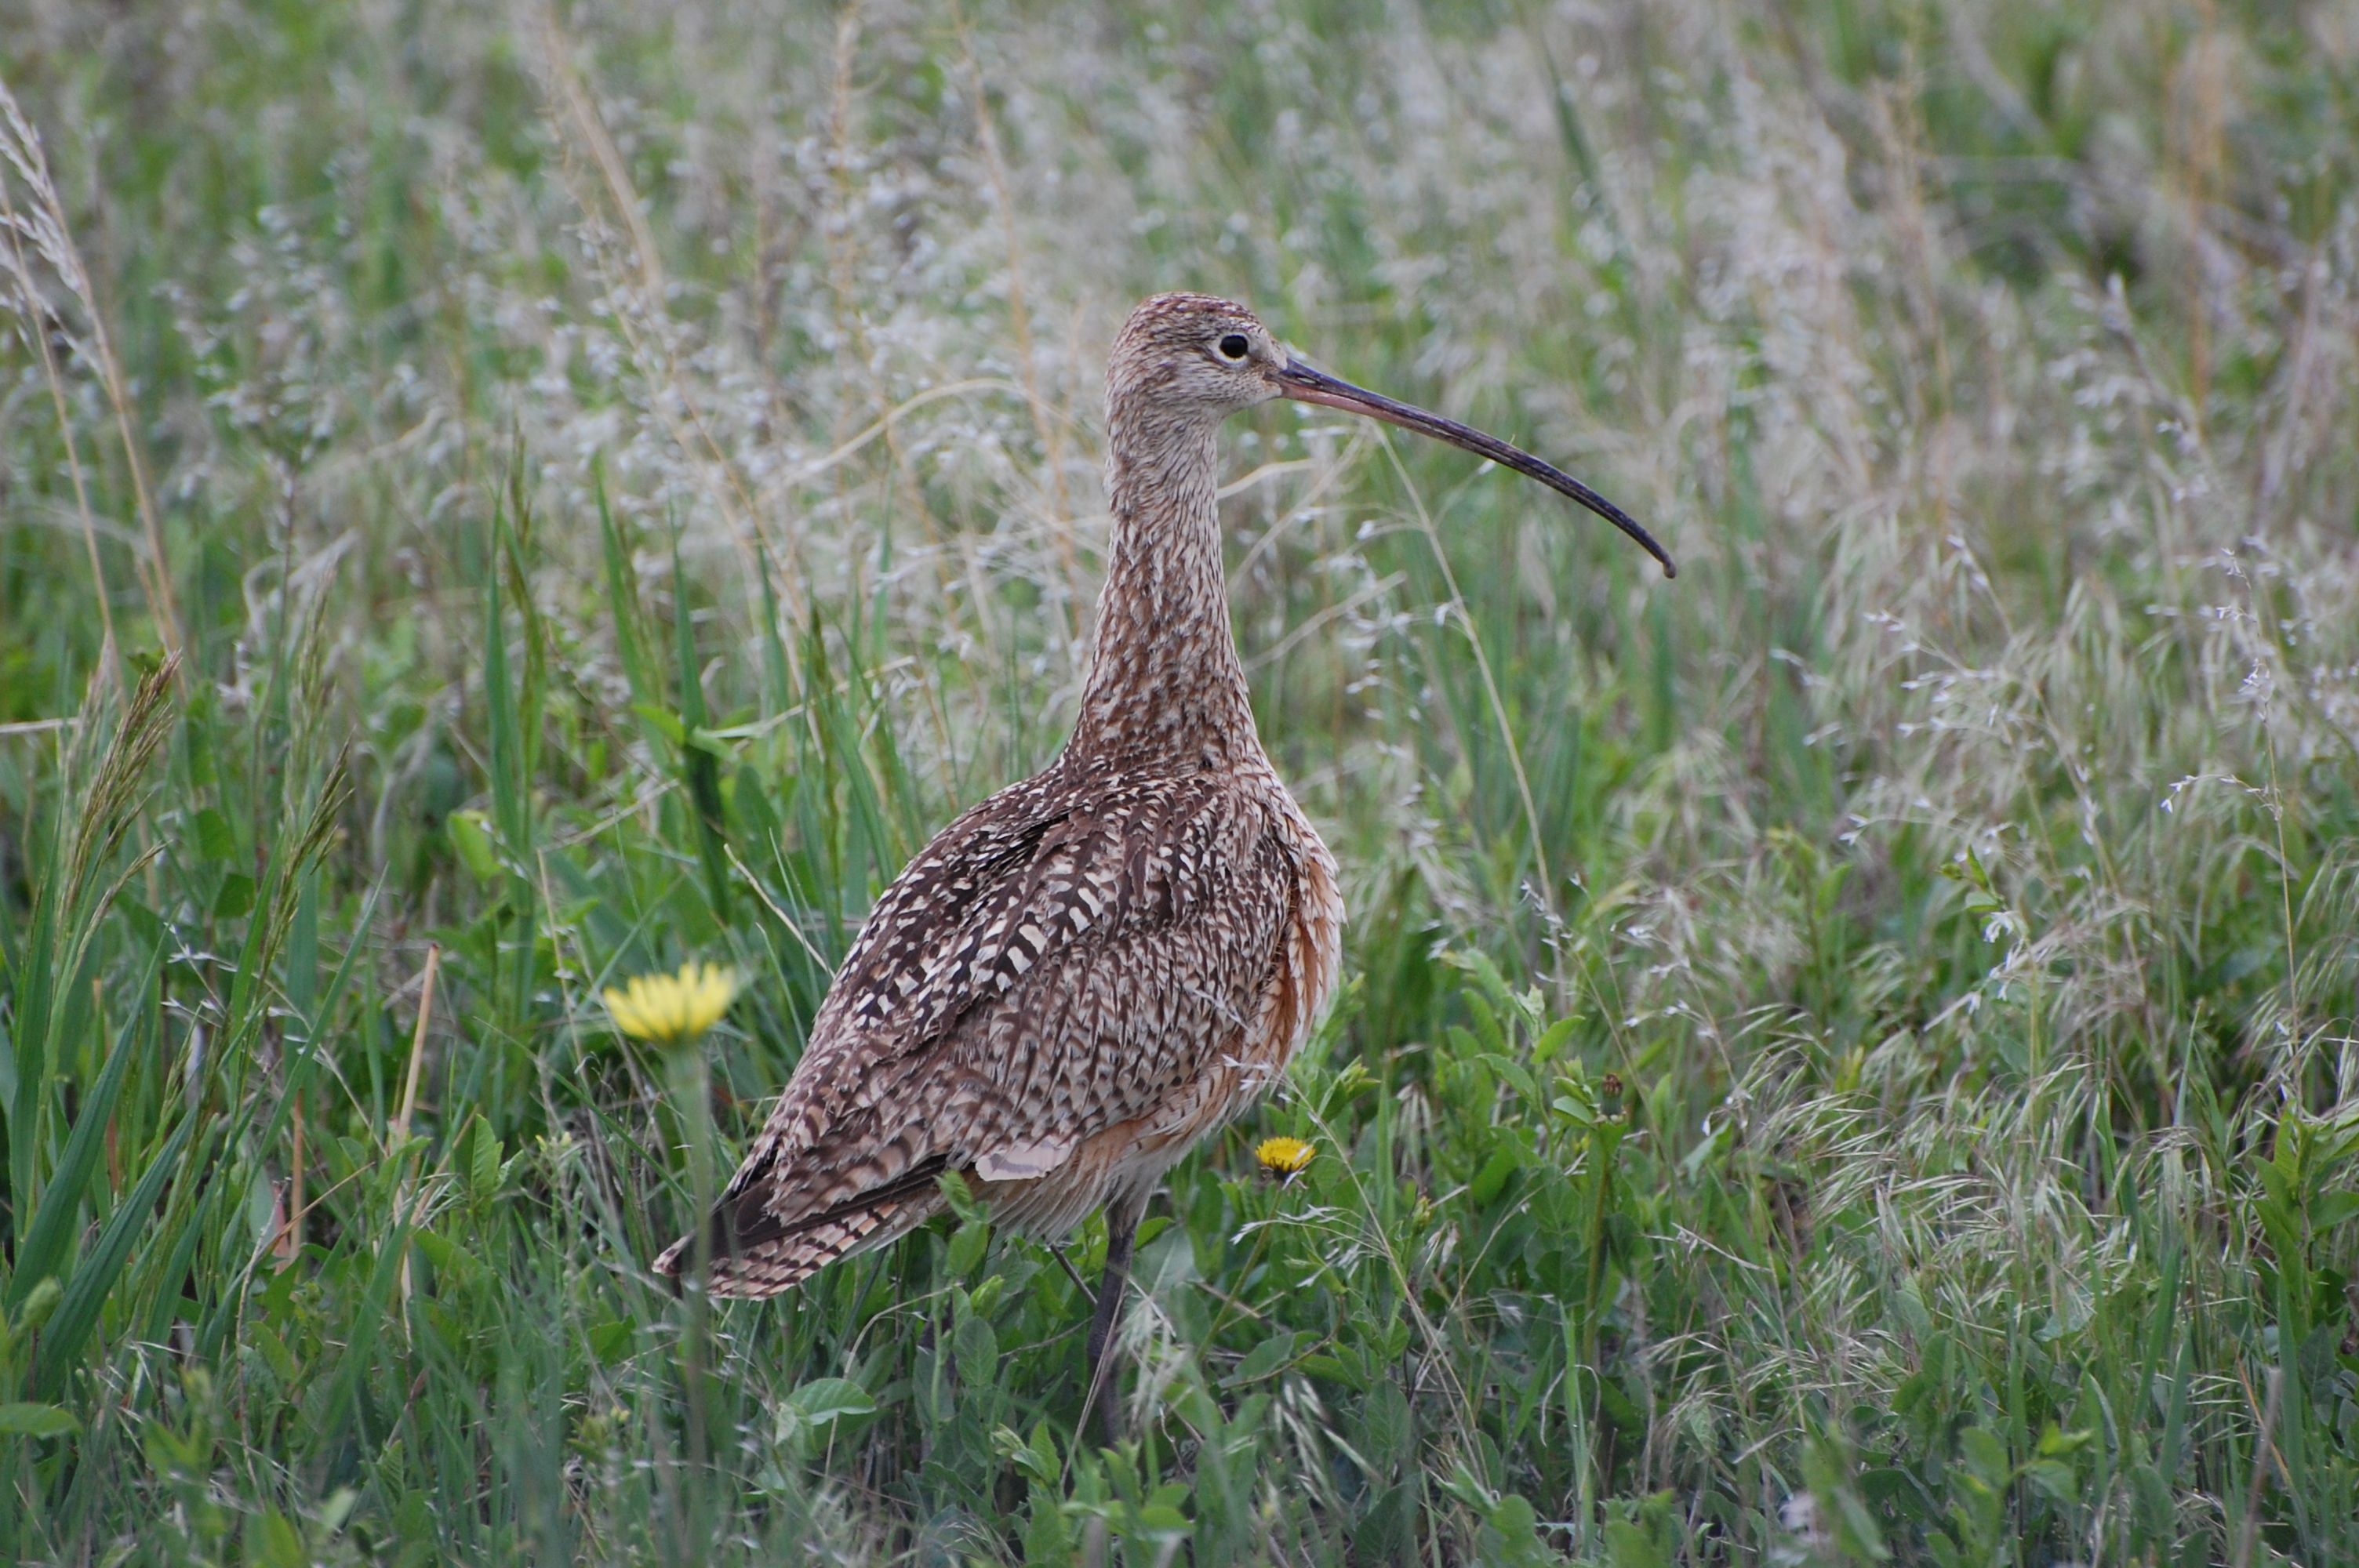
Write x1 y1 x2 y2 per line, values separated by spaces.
602 962 740 1048
1254 1136 1315 1180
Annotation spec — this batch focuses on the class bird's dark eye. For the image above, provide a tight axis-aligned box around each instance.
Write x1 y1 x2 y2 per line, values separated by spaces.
1217 333 1250 361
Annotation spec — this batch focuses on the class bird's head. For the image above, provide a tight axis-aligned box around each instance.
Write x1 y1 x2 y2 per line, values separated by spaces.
1107 292 1674 577
1106 292 1289 419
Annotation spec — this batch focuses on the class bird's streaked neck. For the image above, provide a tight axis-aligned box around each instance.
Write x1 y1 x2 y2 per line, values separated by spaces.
1070 412 1258 767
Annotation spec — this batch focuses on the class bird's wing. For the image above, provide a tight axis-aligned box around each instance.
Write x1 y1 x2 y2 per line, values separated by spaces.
659 764 1301 1294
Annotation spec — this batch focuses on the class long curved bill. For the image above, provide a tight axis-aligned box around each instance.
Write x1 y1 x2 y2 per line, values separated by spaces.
1276 358 1676 579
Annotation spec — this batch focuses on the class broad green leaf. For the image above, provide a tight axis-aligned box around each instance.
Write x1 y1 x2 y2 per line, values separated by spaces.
631 704 686 746
1488 1054 1539 1103
244 1507 307 1568
786 1377 875 1425
1470 1145 1521 1207
945 1216 990 1278
1532 1017 1577 1065
193 808 238 862
1296 1354 1350 1385
1232 1330 1301 1385
212 873 256 920
587 1319 634 1367
1958 1426 2011 1487
0 1403 78 1438
2025 1459 2077 1501
469 1116 502 1205
2310 1192 2359 1231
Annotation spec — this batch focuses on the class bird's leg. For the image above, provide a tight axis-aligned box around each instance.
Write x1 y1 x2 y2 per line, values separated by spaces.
1082 1191 1146 1448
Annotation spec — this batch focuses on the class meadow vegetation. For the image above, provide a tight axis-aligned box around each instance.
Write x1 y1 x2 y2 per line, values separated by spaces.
2 0 2357 1560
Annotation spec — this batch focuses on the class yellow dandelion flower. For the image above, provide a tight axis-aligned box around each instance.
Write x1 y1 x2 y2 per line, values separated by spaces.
602 962 740 1048
1254 1136 1315 1180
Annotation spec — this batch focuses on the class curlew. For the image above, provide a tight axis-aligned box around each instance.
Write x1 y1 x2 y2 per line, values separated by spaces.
654 293 1674 1438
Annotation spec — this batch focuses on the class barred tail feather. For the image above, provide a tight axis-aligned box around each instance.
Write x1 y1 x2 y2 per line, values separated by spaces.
653 1195 939 1298
652 1152 955 1298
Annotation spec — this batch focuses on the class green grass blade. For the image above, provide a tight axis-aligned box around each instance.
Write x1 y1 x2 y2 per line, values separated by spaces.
5 949 158 1308
137 1127 224 1351
33 1107 194 1400
754 547 793 718
317 1172 425 1447
485 503 540 1027
597 457 656 707
672 536 731 917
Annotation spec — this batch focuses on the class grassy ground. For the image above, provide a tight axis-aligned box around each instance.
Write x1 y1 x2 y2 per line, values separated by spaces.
2 0 2357 1560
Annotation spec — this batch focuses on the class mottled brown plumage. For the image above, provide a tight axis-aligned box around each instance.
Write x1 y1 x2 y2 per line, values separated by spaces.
653 293 1669 1428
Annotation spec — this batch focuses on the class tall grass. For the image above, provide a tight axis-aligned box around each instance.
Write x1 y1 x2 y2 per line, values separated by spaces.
2 0 2357 1560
